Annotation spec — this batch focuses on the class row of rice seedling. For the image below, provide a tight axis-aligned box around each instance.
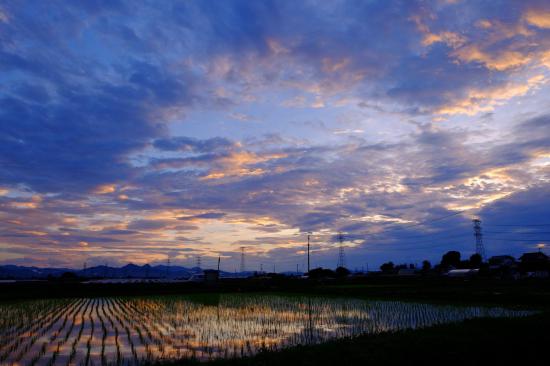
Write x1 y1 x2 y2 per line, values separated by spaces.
0 299 72 360
0 299 78 364
0 294 534 365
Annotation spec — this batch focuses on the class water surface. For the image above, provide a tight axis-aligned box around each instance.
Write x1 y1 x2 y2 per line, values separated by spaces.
0 294 533 365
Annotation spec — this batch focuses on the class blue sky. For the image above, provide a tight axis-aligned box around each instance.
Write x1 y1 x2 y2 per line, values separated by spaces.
1 0 549 271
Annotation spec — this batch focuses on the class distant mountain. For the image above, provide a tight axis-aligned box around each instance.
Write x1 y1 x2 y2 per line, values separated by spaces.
0 263 239 279
0 265 72 279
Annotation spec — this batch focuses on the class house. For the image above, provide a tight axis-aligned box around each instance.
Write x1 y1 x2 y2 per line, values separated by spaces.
519 252 549 262
488 255 519 280
488 255 516 268
519 252 549 273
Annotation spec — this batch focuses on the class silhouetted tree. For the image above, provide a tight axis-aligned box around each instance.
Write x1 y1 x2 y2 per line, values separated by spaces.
307 267 336 279
422 260 432 271
469 253 482 268
335 266 350 277
441 251 461 268
380 262 395 272
60 272 79 282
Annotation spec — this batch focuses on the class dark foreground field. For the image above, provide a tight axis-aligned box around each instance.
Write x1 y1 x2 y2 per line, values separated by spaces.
154 313 550 366
2 277 550 365
150 279 550 366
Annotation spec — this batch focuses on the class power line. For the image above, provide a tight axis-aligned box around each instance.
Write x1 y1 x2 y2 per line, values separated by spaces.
485 231 550 234
301 208 473 242
396 209 471 230
485 224 550 227
339 209 474 242
485 238 550 242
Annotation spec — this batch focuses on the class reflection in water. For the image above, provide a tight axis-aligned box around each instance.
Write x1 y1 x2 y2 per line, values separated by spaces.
0 294 533 365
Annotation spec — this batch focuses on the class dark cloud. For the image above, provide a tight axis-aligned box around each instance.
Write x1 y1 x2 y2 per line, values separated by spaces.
178 212 227 220
153 137 235 153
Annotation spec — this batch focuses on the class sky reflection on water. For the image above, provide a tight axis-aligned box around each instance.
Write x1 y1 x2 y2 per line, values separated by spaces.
0 295 533 365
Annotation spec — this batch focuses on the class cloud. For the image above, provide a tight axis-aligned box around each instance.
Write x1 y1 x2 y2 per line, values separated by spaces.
178 212 227 221
524 9 550 28
153 137 235 153
435 75 546 116
1 0 550 269
452 46 531 71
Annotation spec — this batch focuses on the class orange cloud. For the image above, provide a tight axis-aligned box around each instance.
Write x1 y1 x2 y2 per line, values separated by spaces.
524 9 550 28
93 184 116 194
10 195 42 209
201 151 286 181
436 74 545 116
452 45 531 71
322 57 351 73
541 50 550 69
422 31 466 48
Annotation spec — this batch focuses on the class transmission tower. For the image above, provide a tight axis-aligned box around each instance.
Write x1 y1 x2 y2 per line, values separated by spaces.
337 232 346 268
473 219 486 261
240 247 246 272
196 255 201 268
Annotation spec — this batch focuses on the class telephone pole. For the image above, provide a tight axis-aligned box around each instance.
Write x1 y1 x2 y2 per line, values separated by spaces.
240 247 245 272
307 232 311 274
473 219 486 261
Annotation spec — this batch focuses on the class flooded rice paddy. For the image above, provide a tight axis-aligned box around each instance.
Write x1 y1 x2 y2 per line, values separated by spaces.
0 294 533 365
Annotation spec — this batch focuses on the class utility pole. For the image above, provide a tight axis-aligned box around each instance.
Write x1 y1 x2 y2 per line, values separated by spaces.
473 219 486 261
307 232 311 274
217 256 220 272
240 247 245 272
196 256 201 269
166 258 170 278
337 232 346 268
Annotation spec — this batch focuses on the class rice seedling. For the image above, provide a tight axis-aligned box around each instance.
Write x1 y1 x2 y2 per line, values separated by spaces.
0 294 534 365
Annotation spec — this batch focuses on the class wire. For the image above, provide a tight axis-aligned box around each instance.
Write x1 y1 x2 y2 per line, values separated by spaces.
485 238 549 242
485 224 550 227
387 209 471 231
484 231 550 234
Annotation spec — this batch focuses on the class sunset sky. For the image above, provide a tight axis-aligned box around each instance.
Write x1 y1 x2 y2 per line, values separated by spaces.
1 0 549 271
